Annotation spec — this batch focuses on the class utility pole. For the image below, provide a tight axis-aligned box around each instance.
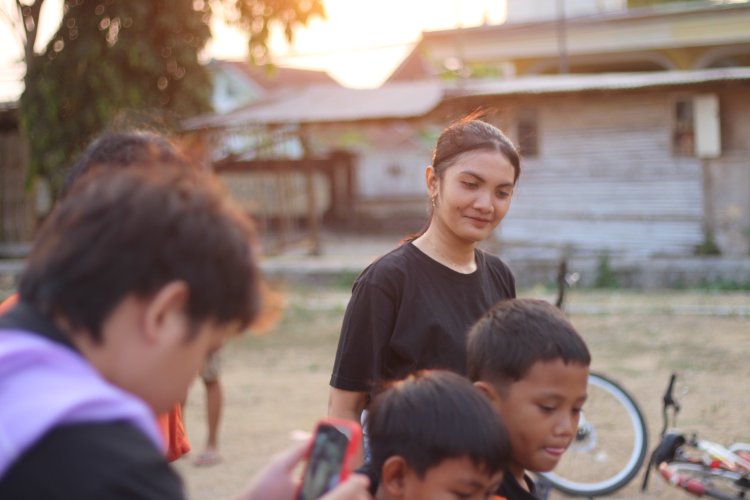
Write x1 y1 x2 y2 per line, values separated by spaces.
557 0 569 74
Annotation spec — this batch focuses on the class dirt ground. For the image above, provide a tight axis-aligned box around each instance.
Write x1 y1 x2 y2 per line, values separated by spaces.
174 284 750 500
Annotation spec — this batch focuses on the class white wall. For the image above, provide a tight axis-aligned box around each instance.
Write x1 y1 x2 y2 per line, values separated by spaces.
505 0 626 24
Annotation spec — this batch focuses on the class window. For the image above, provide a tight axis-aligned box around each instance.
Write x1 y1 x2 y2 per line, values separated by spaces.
517 108 539 157
673 99 694 156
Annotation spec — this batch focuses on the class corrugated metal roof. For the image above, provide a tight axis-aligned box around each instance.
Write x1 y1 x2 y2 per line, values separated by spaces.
183 80 443 130
183 68 750 130
210 60 339 90
450 67 750 97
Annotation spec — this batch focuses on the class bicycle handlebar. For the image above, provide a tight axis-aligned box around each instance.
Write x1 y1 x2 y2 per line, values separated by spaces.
663 372 680 413
660 372 681 438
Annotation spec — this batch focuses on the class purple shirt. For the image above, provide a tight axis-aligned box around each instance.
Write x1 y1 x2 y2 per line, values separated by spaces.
0 329 164 479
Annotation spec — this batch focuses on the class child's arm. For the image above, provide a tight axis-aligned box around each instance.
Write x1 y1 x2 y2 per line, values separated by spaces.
328 388 368 467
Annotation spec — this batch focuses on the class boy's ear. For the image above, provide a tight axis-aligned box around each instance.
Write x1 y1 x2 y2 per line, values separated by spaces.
380 455 410 498
142 281 190 343
474 380 503 407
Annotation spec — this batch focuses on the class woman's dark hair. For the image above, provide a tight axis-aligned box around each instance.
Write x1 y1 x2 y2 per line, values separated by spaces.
432 116 521 184
20 164 260 342
367 370 511 480
402 115 521 243
467 299 591 390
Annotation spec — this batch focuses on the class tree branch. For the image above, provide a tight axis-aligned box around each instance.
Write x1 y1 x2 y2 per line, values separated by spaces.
23 0 45 63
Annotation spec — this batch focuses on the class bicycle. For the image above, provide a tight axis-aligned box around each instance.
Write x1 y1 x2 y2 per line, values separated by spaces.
536 259 649 498
642 372 750 499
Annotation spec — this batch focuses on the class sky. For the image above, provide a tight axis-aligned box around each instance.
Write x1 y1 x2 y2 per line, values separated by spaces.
209 0 507 87
0 0 506 101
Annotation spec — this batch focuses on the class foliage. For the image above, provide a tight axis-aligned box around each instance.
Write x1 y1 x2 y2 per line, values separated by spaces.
222 0 325 64
20 1 212 193
593 253 619 289
11 0 324 198
693 229 721 256
627 0 711 7
697 279 750 291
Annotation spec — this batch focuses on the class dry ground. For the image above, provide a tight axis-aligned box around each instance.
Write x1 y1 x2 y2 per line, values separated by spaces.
174 285 750 499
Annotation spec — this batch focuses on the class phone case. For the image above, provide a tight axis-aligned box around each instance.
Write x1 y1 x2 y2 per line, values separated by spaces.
296 418 363 500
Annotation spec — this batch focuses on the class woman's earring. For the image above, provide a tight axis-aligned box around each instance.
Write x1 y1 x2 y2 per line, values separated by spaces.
431 195 437 208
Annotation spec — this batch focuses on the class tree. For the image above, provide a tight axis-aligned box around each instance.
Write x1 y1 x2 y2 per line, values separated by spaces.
3 0 324 197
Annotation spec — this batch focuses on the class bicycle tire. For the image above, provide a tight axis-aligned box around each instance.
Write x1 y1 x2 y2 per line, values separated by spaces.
539 372 648 497
659 462 748 500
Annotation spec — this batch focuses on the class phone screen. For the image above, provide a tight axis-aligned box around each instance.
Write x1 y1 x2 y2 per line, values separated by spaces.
298 424 352 500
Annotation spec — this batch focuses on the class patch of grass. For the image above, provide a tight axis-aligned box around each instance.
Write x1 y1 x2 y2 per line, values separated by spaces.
693 230 721 256
593 253 619 289
696 279 750 291
331 270 359 289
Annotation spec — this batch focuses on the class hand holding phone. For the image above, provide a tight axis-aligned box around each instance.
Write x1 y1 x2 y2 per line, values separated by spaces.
297 418 363 500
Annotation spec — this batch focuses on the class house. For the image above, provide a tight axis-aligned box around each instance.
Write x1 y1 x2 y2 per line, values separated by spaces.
185 1 750 259
388 0 750 80
440 68 750 258
186 68 750 258
207 59 338 114
383 1 750 257
182 81 444 243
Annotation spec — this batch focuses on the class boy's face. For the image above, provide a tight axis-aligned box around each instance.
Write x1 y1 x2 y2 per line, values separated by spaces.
90 283 244 415
151 318 239 412
493 359 588 479
397 456 503 500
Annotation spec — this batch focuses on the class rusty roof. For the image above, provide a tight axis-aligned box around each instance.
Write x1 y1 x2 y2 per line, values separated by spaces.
183 80 444 130
183 68 750 131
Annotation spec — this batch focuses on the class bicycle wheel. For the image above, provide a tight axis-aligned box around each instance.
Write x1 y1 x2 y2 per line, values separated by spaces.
539 372 648 497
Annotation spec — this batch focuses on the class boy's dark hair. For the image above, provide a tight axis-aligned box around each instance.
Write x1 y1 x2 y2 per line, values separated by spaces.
367 370 511 479
19 164 260 342
60 130 191 198
467 299 591 390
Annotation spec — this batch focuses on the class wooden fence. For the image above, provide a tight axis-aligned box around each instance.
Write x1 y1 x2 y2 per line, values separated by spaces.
0 130 35 245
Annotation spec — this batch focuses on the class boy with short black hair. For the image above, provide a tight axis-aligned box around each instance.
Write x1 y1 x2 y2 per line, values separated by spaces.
0 163 371 500
0 164 258 499
467 298 591 500
366 369 512 500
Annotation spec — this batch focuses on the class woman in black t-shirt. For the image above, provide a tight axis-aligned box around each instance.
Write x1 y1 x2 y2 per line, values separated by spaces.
328 116 521 442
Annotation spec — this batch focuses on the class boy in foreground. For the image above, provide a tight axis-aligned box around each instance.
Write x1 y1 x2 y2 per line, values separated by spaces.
366 370 511 500
0 164 369 499
467 299 591 500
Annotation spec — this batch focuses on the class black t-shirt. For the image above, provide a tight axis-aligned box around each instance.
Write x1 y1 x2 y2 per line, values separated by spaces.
0 422 184 500
0 303 185 499
330 242 516 393
496 472 539 500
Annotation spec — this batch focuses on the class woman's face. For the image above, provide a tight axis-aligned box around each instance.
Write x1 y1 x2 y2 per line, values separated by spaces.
429 150 516 245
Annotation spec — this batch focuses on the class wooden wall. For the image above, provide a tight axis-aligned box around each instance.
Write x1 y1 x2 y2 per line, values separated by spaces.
0 130 35 243
498 91 705 257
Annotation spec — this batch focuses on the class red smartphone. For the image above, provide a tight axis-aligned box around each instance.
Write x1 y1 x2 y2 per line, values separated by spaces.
297 418 362 500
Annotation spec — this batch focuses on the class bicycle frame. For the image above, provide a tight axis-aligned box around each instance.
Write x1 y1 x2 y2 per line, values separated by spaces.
659 462 748 500
644 372 750 499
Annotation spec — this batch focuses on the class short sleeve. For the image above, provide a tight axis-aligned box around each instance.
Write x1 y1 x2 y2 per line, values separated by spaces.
329 278 398 393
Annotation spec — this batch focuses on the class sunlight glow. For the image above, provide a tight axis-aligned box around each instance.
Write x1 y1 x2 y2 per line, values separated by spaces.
1 0 507 100
208 0 507 88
